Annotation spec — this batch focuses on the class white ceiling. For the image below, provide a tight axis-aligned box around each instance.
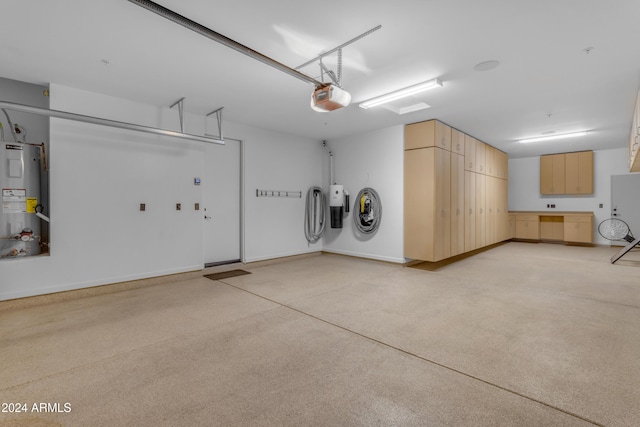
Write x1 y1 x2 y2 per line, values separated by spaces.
1 0 639 158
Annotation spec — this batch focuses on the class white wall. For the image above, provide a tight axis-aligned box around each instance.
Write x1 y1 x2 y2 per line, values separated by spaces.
0 84 323 300
508 148 631 245
322 126 405 263
7 81 631 301
221 121 324 263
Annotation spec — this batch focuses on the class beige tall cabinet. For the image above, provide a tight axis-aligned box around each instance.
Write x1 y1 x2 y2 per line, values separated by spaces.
405 119 509 262
404 146 451 261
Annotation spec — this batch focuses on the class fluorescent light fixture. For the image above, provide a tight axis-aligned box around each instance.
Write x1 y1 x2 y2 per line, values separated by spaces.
518 131 588 144
359 78 442 109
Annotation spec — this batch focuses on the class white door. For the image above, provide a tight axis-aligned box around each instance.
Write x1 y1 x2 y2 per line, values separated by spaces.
203 138 241 266
611 174 640 237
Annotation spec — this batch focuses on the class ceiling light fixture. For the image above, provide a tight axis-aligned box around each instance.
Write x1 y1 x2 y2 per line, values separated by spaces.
359 78 443 109
518 131 588 144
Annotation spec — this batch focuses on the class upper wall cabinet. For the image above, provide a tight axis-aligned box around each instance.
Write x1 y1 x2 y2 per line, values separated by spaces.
630 89 640 172
540 153 566 195
565 150 594 194
405 120 451 150
540 150 593 195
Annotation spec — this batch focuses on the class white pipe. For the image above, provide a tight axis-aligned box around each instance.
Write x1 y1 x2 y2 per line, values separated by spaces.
0 101 224 145
330 151 334 185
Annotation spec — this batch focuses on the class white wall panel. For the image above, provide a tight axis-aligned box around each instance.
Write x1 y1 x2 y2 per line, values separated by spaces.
321 126 405 263
0 85 323 300
221 121 324 263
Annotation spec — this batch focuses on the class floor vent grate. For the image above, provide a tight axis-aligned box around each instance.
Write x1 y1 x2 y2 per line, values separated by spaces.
204 270 251 281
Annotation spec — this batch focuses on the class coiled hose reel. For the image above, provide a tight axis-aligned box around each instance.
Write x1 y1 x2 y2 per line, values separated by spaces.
353 187 381 235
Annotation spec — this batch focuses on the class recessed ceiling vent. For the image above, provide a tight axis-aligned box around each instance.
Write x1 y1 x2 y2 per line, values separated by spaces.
473 60 500 71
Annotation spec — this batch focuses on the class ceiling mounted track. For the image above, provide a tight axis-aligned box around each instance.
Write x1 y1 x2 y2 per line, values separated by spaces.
127 0 324 88
0 101 225 145
295 25 382 71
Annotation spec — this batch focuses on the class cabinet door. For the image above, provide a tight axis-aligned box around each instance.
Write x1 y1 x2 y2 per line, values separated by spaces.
404 148 436 260
565 151 593 194
475 173 486 248
499 150 509 179
465 171 476 251
515 215 540 239
540 153 565 194
485 176 496 245
451 128 465 155
476 140 486 175
578 151 593 194
515 220 528 239
451 153 465 256
434 148 451 261
405 120 436 150
498 178 509 241
485 145 496 177
465 135 476 172
435 121 452 151
509 213 516 239
564 215 593 243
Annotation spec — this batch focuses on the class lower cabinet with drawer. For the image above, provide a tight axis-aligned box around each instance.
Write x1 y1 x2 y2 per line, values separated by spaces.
515 215 540 240
510 211 594 244
564 215 594 243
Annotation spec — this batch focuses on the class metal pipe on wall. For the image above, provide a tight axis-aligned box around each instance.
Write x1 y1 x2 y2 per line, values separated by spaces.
0 101 225 145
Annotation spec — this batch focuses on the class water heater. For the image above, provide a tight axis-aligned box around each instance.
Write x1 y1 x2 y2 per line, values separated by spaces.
329 184 349 228
0 143 42 258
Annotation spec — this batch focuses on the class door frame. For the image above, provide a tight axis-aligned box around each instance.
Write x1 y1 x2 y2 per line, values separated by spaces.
203 136 244 267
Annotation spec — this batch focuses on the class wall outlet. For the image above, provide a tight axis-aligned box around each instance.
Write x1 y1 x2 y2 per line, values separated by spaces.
599 203 604 208
176 203 181 211
194 203 200 211
140 203 146 211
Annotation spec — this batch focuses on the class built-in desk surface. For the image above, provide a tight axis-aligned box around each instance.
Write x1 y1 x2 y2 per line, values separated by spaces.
509 211 594 243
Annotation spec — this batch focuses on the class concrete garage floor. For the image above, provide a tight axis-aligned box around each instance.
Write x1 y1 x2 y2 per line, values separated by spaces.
1 242 639 426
